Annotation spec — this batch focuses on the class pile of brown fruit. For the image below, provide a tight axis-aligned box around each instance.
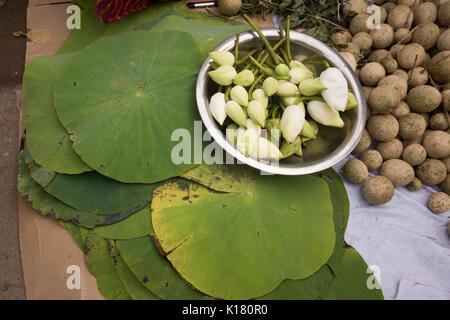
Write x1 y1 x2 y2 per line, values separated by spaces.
333 0 450 214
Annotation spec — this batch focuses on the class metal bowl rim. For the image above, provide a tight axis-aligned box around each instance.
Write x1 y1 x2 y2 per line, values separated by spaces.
196 28 366 175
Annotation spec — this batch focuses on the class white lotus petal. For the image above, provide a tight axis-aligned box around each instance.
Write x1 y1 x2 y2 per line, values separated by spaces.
209 92 227 125
320 67 348 112
280 105 305 143
307 100 345 127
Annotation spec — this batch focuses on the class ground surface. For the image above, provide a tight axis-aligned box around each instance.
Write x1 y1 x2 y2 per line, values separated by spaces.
0 0 28 300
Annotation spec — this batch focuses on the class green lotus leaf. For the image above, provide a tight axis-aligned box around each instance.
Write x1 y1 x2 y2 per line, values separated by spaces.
321 248 383 300
27 160 168 216
23 53 91 174
94 207 153 239
54 30 203 183
108 239 159 300
144 15 250 55
18 151 133 228
151 165 335 299
59 2 242 54
84 232 130 299
59 220 89 251
117 236 206 300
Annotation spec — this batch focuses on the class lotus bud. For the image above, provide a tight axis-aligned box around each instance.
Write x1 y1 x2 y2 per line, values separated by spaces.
230 85 248 107
208 51 235 66
247 100 266 127
301 119 318 139
209 92 227 125
298 78 327 96
275 63 290 76
320 67 348 112
225 100 247 128
266 118 281 146
226 123 239 146
289 60 304 69
345 92 358 110
263 77 278 96
288 67 313 84
233 69 255 87
307 100 344 128
246 119 261 158
257 137 282 159
276 80 300 97
281 96 297 107
208 65 236 86
280 105 305 143
280 136 302 159
252 88 268 108
236 127 249 156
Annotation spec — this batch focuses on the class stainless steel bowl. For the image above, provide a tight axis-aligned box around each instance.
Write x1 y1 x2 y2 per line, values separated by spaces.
196 29 366 175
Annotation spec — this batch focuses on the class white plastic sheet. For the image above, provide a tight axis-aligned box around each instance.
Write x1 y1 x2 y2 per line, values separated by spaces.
334 156 450 300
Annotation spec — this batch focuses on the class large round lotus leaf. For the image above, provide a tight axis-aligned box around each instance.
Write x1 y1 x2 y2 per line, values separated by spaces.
108 240 159 300
54 30 203 183
84 232 130 299
17 151 133 228
117 236 206 300
22 53 91 174
143 15 250 55
151 166 335 299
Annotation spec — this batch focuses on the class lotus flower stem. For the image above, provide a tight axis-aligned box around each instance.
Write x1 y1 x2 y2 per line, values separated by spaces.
303 60 330 68
218 85 223 93
243 14 280 65
249 56 290 80
294 95 325 104
279 48 290 65
271 105 280 119
285 16 292 62
265 61 276 69
248 74 264 97
224 86 231 102
236 48 259 65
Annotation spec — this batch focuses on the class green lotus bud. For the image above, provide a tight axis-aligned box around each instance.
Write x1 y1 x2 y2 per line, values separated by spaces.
209 92 227 125
263 77 278 96
208 51 235 66
301 119 318 139
298 78 327 96
247 100 266 127
252 88 268 108
246 119 261 159
233 69 255 87
280 105 305 143
225 100 247 128
289 60 304 69
276 80 300 97
236 127 249 156
226 123 239 145
230 85 248 107
280 136 302 159
288 67 313 84
275 63 290 76
281 96 297 106
257 137 282 160
345 92 358 110
307 100 344 128
208 65 236 86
